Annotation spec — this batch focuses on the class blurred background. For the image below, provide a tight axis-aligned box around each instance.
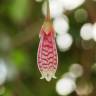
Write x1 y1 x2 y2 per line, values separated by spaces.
0 0 96 96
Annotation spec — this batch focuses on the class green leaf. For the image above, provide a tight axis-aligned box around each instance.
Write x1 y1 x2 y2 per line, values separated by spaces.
9 0 30 22
9 49 29 70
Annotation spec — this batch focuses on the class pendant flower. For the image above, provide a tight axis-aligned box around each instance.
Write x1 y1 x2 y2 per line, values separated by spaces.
37 20 58 82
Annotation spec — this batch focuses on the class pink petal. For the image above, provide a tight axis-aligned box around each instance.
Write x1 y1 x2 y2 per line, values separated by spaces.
37 22 58 81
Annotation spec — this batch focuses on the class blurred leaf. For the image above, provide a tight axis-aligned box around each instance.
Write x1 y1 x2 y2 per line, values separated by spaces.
9 0 30 22
9 49 29 70
3 88 13 96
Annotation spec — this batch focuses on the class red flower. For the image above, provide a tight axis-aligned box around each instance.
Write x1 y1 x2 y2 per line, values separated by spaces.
37 20 58 81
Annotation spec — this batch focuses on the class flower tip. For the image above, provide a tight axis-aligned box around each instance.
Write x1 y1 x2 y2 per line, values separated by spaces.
40 73 57 82
45 78 52 82
45 75 57 82
52 75 57 79
40 76 44 80
40 75 52 82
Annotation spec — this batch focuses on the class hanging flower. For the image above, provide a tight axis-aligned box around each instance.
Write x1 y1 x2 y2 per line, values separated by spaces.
37 20 58 82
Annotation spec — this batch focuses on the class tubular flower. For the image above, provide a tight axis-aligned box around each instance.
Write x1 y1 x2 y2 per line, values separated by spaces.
37 20 58 82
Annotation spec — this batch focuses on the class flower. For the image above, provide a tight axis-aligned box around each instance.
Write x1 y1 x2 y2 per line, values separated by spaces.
37 20 58 82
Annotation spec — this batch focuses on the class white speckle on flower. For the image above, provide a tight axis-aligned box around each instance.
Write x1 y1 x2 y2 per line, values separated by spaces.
69 64 84 78
56 33 73 52
42 0 64 18
0 59 7 85
80 23 93 40
53 16 69 35
62 72 77 80
92 23 96 42
58 0 85 10
56 77 76 95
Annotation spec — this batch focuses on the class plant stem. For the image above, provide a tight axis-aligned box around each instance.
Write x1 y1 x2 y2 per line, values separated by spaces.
46 0 50 20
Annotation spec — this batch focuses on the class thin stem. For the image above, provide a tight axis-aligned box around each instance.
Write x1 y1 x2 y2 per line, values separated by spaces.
46 0 50 20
